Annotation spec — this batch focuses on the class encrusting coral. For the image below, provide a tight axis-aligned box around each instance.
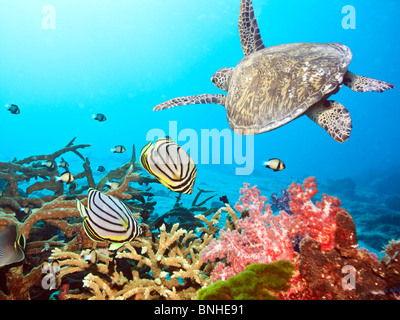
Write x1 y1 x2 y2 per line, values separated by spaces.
197 260 295 300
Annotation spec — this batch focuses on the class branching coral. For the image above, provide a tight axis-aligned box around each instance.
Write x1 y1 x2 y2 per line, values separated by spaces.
48 217 218 300
0 137 91 198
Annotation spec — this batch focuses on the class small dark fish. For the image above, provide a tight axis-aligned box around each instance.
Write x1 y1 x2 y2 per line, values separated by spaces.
20 207 32 215
131 194 146 204
41 160 56 170
105 181 120 190
5 104 20 114
111 145 126 153
140 209 150 221
56 172 75 184
83 249 97 264
68 181 78 191
219 195 229 204
154 219 166 230
93 113 106 122
264 158 285 172
58 157 69 169
97 166 106 172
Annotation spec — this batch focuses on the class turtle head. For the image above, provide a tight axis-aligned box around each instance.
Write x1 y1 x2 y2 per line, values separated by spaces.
211 67 233 92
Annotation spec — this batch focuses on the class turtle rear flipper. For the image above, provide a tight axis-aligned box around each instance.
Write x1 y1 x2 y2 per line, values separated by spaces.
343 71 394 92
239 0 265 56
306 100 352 143
153 94 226 111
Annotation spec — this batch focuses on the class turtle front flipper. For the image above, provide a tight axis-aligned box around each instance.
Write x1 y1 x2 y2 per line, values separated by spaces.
343 71 394 92
153 94 226 111
239 0 265 57
306 100 352 143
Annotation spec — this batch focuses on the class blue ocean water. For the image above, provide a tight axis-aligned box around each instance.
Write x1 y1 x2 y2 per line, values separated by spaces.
0 0 399 252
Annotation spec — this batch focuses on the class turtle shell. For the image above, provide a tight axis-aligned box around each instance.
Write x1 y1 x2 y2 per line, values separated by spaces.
226 43 352 135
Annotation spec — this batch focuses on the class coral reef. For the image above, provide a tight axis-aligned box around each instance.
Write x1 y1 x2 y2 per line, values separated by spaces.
201 178 339 281
0 141 399 302
202 178 400 300
197 260 295 300
0 139 220 299
46 208 223 300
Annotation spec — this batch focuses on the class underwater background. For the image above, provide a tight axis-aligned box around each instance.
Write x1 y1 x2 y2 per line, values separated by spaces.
0 0 399 300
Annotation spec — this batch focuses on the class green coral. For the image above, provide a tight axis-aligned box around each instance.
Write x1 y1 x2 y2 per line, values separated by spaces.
197 260 294 300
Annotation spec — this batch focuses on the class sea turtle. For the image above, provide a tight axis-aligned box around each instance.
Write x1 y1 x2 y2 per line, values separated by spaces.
153 0 394 143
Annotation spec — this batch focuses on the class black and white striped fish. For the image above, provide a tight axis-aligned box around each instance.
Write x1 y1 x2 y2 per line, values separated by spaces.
76 189 142 250
140 137 197 194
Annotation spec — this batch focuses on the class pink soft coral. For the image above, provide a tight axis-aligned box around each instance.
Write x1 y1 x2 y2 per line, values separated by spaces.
202 177 342 282
287 177 340 251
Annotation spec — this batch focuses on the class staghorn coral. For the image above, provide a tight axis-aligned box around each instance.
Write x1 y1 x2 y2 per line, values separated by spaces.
42 203 227 300
0 137 91 198
47 213 220 300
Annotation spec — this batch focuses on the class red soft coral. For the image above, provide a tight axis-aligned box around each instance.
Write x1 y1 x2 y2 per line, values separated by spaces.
202 183 294 281
202 177 343 282
288 177 340 251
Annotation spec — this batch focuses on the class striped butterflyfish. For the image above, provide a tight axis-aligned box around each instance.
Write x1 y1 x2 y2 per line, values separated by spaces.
0 224 26 267
140 138 197 194
76 189 142 250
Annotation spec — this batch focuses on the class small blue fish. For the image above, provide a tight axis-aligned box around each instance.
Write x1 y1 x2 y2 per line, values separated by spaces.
5 104 20 114
93 113 106 122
